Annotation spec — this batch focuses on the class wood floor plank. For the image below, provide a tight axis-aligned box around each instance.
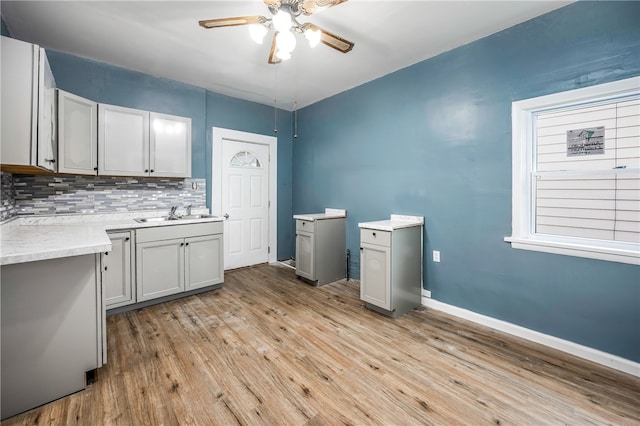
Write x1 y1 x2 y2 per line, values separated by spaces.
3 263 639 425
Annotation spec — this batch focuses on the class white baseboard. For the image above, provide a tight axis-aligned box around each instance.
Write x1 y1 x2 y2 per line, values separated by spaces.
422 296 640 377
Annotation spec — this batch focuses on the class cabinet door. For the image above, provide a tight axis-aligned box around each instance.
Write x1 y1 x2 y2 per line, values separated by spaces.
1 37 36 166
149 112 191 177
98 104 149 176
58 90 98 175
136 238 185 302
185 234 223 291
360 243 391 310
103 231 134 309
295 231 315 280
36 48 57 172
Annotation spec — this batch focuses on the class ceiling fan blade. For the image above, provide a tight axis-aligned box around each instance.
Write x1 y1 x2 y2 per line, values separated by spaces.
303 23 354 53
199 16 266 29
268 33 281 64
301 0 348 15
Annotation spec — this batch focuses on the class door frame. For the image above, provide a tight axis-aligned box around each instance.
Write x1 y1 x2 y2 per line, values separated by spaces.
212 127 277 265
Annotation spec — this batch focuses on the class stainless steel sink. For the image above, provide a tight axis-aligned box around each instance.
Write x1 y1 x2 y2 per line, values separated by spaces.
134 216 177 223
134 214 216 223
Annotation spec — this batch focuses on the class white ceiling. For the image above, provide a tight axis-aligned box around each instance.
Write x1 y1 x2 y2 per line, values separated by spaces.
1 0 573 110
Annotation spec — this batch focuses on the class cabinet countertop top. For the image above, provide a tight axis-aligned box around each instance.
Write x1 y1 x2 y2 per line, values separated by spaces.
0 210 222 266
358 214 424 231
293 208 347 221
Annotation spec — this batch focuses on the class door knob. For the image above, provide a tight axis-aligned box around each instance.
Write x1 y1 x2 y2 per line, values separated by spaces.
223 213 229 219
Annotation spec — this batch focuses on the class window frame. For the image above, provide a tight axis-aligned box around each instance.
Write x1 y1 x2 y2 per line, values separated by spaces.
505 76 640 265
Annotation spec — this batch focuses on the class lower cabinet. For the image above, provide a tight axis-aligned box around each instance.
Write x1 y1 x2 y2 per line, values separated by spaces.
137 237 185 301
294 217 346 285
359 224 423 318
185 234 224 291
360 234 392 310
136 222 224 303
102 231 134 309
295 228 314 280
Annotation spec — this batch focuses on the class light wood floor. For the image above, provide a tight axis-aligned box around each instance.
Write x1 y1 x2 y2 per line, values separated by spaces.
3 263 639 425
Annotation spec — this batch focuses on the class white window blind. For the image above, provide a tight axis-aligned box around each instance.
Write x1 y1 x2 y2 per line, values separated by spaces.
534 97 640 243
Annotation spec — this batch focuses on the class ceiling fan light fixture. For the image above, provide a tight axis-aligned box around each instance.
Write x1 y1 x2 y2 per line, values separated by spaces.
276 30 297 54
304 28 321 48
248 23 268 44
272 9 293 32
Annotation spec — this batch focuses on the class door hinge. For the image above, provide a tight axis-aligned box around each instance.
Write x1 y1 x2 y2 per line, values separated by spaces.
268 246 271 254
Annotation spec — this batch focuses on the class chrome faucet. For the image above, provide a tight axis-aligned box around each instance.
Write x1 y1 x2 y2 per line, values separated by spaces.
168 205 179 220
186 204 192 216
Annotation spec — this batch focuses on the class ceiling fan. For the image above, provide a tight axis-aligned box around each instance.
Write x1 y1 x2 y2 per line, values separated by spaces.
199 0 354 64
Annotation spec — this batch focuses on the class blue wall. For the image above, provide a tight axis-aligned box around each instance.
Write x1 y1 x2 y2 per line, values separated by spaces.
294 1 640 362
1 16 10 37
45 52 295 260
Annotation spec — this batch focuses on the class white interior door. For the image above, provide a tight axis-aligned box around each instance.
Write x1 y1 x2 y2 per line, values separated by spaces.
213 128 277 270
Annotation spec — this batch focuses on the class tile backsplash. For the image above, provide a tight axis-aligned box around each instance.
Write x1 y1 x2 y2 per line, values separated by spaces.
1 172 17 221
0 172 206 220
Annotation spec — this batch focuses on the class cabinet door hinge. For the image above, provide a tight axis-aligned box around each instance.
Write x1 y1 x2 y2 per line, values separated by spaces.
268 246 271 254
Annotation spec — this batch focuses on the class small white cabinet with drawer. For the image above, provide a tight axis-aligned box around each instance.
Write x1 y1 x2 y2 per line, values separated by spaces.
359 215 423 318
294 209 346 286
135 221 223 302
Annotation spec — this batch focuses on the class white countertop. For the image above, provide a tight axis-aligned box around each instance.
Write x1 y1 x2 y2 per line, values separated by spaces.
358 214 424 231
293 208 346 221
0 209 222 266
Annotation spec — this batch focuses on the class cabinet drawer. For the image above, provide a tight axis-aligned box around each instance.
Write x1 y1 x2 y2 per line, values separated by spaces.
296 220 315 233
360 228 391 247
136 221 223 243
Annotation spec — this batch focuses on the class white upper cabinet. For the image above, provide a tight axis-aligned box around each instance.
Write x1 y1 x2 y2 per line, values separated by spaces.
98 104 150 177
150 112 192 177
57 90 98 175
1 36 57 173
98 104 191 178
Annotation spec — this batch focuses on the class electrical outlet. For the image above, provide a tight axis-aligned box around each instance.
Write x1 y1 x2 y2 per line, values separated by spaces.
433 250 440 262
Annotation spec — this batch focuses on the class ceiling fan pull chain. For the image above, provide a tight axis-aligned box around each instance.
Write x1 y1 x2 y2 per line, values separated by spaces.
274 100 278 134
293 101 298 139
273 67 278 133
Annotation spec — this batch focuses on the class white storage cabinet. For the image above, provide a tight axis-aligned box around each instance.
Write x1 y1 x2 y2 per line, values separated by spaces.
359 215 423 318
98 104 191 178
136 222 223 302
294 209 346 286
1 36 57 173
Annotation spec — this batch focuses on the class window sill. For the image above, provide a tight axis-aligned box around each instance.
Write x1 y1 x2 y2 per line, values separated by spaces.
504 236 640 265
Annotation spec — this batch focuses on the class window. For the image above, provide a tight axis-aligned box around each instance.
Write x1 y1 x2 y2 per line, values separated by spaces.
230 151 262 168
506 77 639 265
